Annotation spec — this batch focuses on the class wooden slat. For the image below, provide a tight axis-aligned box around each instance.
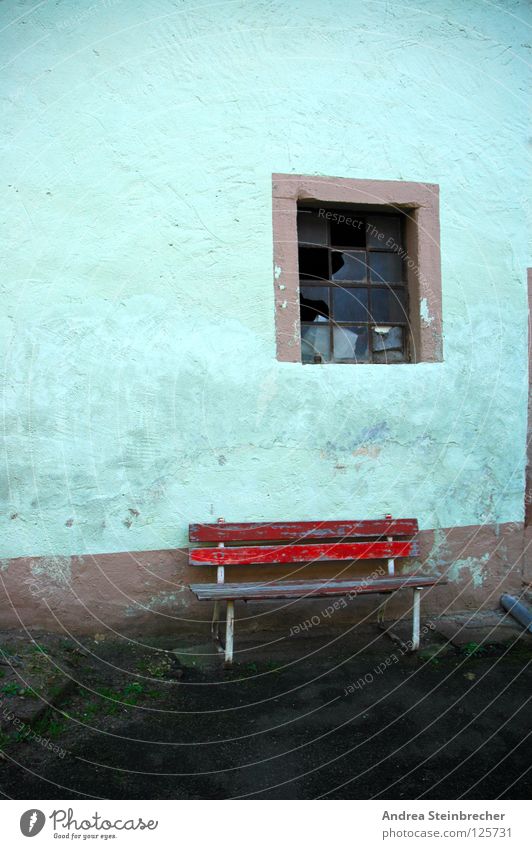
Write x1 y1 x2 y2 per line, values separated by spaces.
189 519 419 543
189 540 417 566
189 574 444 601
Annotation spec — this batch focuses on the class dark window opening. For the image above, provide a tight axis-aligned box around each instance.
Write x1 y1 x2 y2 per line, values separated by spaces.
298 247 329 281
330 216 366 248
297 207 410 364
300 287 330 321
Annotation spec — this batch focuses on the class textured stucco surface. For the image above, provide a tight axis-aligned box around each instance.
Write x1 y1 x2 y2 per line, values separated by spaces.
0 0 531 578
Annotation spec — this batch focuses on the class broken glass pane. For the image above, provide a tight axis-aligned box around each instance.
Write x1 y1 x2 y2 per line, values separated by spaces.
298 247 329 281
366 215 402 249
369 252 403 283
333 325 369 362
330 214 366 248
372 326 403 352
300 286 330 322
333 287 368 322
297 208 328 246
301 322 331 363
371 287 408 323
331 250 367 281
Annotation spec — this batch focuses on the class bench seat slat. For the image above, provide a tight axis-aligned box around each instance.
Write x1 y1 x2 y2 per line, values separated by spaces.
189 575 444 601
189 539 418 566
189 519 419 543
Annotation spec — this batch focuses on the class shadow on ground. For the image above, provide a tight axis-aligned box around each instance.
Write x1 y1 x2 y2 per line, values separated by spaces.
0 619 531 800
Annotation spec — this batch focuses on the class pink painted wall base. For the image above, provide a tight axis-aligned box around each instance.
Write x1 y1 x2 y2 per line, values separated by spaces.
0 522 526 638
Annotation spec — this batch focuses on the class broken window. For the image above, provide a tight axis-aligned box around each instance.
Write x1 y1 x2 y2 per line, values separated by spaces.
297 207 409 364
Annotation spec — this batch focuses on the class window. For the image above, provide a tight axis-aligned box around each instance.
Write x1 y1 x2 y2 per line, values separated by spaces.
272 174 443 364
298 206 409 364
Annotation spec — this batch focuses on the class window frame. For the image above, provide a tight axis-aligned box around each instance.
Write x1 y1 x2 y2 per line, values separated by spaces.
298 205 410 364
272 174 443 364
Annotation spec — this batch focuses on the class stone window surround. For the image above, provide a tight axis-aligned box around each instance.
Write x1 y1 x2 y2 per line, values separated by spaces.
272 173 443 364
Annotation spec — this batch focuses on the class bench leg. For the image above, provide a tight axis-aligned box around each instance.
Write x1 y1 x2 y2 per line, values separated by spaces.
377 593 409 652
412 588 421 651
225 600 235 667
377 595 390 628
211 601 224 654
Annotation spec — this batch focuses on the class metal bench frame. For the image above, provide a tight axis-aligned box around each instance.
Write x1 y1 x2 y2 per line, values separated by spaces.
188 516 444 666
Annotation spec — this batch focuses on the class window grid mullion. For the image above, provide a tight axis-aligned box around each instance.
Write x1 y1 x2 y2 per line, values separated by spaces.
298 207 408 364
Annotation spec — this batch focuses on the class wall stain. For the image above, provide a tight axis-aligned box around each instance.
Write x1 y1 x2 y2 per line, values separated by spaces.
352 445 381 459
448 553 490 588
30 556 72 586
125 589 186 617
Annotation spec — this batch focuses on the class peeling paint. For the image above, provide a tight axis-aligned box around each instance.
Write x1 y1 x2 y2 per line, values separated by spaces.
420 297 434 326
352 445 381 459
448 553 490 588
274 265 282 280
125 589 185 617
356 422 390 446
30 556 72 586
325 421 390 461
425 529 452 572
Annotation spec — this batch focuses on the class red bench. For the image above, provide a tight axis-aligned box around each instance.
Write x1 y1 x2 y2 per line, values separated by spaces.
188 516 445 665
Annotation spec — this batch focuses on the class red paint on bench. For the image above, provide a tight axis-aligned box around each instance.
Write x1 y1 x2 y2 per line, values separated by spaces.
187 516 444 665
189 519 419 543
189 539 417 566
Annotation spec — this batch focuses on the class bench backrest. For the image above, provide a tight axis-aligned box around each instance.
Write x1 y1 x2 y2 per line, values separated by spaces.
189 518 419 579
